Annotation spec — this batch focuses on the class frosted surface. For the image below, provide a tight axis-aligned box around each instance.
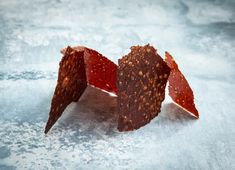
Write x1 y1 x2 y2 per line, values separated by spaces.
0 0 235 169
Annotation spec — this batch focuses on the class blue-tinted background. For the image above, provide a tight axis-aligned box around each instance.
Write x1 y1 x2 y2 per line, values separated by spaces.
0 0 235 169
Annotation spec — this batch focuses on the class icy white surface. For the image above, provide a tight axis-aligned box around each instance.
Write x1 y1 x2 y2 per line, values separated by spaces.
0 0 235 169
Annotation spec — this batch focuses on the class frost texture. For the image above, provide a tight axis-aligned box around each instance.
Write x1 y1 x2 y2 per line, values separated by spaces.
0 0 235 169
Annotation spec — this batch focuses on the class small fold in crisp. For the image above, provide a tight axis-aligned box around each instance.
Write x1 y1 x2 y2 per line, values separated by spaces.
45 46 117 134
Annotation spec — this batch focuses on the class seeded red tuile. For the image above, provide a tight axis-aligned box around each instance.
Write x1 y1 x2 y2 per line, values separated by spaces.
45 46 117 134
117 45 170 131
165 52 199 118
61 46 117 94
45 44 199 134
45 47 87 134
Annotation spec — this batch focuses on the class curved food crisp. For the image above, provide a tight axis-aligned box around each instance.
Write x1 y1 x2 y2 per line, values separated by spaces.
45 45 199 134
117 45 170 131
165 52 199 118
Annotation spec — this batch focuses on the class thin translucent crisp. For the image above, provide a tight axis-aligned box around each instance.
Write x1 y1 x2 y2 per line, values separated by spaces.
45 46 117 133
45 45 199 134
165 52 199 118
61 46 117 94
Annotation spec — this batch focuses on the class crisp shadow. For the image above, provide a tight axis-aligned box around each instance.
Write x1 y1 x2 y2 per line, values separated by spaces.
144 102 198 139
54 86 118 138
52 87 197 138
159 103 197 123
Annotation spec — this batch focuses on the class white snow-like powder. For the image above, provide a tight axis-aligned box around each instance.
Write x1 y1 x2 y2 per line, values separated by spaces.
0 0 235 169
